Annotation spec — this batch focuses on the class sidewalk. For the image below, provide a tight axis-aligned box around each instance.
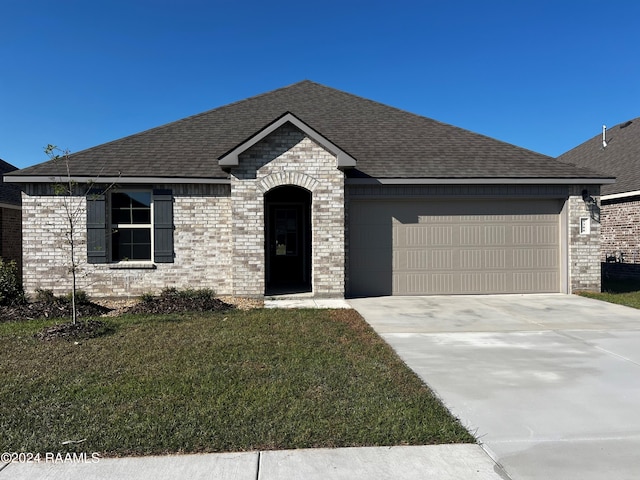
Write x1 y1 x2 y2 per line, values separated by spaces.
1 445 509 479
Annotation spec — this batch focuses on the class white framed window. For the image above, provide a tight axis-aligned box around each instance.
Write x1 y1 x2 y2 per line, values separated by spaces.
110 191 153 261
86 188 173 265
579 216 590 235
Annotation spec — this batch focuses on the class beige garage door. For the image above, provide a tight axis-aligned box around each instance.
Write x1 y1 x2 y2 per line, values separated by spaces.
349 199 563 296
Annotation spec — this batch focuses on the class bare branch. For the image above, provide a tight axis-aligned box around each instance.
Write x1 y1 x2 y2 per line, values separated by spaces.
44 144 120 324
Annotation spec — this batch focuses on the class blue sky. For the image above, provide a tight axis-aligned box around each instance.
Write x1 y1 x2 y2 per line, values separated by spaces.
1 0 639 169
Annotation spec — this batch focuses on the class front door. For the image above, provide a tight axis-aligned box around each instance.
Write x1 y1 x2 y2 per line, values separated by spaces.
265 187 311 294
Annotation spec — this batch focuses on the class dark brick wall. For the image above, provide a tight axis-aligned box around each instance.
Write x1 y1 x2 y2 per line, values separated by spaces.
0 206 22 276
600 199 640 264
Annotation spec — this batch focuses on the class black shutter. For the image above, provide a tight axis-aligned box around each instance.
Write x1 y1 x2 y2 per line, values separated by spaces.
153 189 174 263
86 192 107 263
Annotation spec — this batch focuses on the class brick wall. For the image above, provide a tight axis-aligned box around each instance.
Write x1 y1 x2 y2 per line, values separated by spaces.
21 184 232 298
600 199 640 264
21 124 346 299
0 205 22 277
568 186 601 292
230 123 345 297
20 144 604 297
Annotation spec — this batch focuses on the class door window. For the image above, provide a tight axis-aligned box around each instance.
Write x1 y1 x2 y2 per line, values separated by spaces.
275 208 298 256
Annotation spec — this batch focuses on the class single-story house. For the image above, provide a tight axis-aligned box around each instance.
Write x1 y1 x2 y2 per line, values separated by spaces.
0 159 22 274
6 81 613 298
558 118 640 280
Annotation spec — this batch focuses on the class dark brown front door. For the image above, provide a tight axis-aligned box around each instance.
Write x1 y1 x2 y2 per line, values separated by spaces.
265 187 311 294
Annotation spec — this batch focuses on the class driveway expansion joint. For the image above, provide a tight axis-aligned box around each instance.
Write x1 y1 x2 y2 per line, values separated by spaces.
555 330 640 368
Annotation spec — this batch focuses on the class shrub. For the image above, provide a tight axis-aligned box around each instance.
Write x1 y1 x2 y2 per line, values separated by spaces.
64 290 89 305
0 259 26 306
34 288 56 303
35 289 90 306
140 292 155 303
160 287 179 298
127 287 229 315
176 288 216 301
158 287 217 302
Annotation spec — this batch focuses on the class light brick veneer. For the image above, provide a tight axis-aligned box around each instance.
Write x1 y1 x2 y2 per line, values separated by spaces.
21 184 232 298
230 123 345 297
21 123 346 299
568 186 601 292
19 133 602 297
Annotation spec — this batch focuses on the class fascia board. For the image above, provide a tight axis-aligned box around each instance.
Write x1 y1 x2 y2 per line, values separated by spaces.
346 177 617 185
0 202 21 210
601 190 640 200
4 175 230 184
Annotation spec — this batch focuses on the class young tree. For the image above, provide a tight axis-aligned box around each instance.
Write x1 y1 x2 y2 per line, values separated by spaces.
44 145 117 324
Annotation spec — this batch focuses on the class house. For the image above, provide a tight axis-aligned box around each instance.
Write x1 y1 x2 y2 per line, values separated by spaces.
0 159 22 275
558 118 640 280
5 81 613 298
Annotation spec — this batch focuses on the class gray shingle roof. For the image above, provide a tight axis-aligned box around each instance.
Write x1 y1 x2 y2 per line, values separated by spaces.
0 159 21 205
558 118 640 196
10 81 608 181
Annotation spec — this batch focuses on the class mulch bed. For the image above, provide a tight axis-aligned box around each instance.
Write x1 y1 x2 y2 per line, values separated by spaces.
34 319 112 341
2 292 254 341
0 300 111 322
0 294 238 323
124 295 233 315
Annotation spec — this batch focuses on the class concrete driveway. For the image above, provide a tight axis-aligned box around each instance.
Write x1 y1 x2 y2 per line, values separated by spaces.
349 294 640 480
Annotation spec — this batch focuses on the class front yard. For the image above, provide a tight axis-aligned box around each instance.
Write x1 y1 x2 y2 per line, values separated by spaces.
0 308 473 457
578 278 640 309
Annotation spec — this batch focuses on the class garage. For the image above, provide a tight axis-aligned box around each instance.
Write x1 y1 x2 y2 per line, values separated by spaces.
348 197 565 296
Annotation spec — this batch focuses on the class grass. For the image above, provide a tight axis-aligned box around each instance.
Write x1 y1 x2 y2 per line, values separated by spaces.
0 308 473 456
577 278 640 309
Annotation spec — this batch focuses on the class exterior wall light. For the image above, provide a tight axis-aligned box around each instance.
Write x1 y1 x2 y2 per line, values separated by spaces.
581 189 596 206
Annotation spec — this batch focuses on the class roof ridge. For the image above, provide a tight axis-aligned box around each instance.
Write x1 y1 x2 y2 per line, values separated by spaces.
12 80 600 181
610 116 639 129
52 80 554 164
558 116 640 159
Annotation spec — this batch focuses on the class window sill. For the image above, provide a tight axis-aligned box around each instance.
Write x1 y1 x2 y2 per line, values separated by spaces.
109 262 157 270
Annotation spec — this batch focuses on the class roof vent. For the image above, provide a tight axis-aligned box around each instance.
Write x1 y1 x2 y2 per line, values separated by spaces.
602 125 608 148
621 120 633 129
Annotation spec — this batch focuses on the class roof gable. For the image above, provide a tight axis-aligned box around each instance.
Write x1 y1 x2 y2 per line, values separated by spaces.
218 112 356 169
8 81 612 183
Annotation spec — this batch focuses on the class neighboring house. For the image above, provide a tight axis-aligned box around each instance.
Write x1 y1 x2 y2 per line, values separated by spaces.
0 159 22 275
5 81 613 298
559 118 640 280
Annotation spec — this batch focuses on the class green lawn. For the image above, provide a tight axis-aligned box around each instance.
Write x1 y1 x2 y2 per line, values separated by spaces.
578 278 640 309
0 308 473 456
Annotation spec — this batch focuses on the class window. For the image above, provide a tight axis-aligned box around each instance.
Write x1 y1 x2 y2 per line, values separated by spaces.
86 189 174 264
274 208 298 256
111 192 152 261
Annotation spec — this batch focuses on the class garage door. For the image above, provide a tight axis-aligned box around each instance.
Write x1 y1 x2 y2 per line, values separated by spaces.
349 199 564 296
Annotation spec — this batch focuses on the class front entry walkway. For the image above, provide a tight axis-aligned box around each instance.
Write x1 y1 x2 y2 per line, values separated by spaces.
264 297 351 309
349 294 640 480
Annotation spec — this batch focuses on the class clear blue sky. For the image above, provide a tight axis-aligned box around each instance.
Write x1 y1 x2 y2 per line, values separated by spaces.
1 0 639 170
